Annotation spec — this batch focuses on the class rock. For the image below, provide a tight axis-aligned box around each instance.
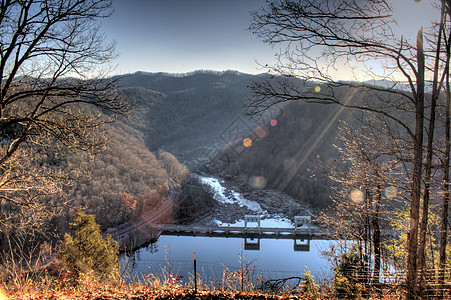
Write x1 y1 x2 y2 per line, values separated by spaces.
184 173 318 227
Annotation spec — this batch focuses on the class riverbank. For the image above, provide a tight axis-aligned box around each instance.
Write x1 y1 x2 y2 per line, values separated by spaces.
108 172 321 250
191 173 320 227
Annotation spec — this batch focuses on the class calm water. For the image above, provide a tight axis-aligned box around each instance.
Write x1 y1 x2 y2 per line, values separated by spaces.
121 176 334 287
121 234 334 287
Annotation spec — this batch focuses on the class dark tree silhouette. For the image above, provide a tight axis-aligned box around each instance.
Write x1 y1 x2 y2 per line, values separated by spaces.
0 0 129 243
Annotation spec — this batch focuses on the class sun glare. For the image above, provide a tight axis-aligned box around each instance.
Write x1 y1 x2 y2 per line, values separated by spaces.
0 288 7 300
277 88 358 191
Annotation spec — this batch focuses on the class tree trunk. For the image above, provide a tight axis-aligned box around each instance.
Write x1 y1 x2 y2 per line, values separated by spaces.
418 6 445 290
372 186 381 287
406 27 425 300
364 188 370 284
439 59 450 292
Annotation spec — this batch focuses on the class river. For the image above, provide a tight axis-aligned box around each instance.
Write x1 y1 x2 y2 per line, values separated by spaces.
120 175 334 288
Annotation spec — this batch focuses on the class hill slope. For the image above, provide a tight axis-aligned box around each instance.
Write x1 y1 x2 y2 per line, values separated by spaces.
208 100 353 207
116 71 269 169
114 71 356 208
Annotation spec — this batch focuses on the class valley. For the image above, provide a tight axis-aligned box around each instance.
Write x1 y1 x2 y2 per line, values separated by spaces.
114 70 351 215
99 70 347 284
2 0 448 298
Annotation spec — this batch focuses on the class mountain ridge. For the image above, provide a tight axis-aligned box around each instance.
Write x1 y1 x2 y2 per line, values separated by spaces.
113 70 350 208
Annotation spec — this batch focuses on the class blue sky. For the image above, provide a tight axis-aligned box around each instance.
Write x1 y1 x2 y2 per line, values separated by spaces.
102 0 437 77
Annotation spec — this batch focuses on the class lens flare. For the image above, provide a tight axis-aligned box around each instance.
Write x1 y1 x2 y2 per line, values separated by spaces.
255 125 268 139
270 119 277 126
250 176 267 189
384 186 397 199
243 138 252 147
276 87 358 192
350 189 364 203
314 86 321 93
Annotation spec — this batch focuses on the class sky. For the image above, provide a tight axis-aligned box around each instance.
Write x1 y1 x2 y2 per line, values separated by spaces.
101 0 438 78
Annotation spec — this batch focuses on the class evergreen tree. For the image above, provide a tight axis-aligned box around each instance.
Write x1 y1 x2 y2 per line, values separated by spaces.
58 210 119 281
334 248 362 298
299 266 318 295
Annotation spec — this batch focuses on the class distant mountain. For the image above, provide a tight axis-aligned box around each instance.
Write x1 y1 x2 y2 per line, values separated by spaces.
53 70 427 219
363 79 406 90
360 79 434 93
113 71 355 207
115 71 276 169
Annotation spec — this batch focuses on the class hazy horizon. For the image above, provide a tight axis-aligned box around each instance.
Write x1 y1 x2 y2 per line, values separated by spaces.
103 0 437 80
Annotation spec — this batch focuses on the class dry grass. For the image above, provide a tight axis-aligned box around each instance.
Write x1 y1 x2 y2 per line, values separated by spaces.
0 255 404 300
1 272 406 300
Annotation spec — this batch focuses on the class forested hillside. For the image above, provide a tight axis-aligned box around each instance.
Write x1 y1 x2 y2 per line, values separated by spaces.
209 100 353 208
30 120 189 244
25 71 378 234
115 71 268 168
54 121 189 231
113 71 357 208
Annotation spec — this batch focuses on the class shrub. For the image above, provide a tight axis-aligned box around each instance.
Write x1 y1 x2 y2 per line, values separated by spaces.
299 266 319 295
334 247 362 298
58 210 119 282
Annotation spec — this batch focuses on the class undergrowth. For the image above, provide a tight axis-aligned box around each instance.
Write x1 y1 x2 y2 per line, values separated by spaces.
1 270 405 300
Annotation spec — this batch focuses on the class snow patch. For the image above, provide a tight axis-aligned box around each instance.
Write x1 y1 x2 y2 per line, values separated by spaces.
197 175 263 212
215 217 293 228
197 175 301 229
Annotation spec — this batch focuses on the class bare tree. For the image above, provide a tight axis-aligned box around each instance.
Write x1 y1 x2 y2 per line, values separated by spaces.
247 1 449 298
438 33 451 290
320 118 409 286
0 0 129 246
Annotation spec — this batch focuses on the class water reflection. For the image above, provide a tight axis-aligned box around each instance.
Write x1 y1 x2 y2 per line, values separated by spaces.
121 235 333 286
294 239 310 251
244 237 260 250
243 238 311 252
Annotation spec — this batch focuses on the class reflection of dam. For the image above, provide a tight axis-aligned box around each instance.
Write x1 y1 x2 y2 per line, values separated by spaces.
243 237 311 251
155 214 326 251
155 223 323 239
112 214 326 251
112 223 323 251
